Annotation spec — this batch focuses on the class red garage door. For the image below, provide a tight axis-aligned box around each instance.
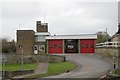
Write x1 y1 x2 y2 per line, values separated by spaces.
48 39 63 54
80 39 95 53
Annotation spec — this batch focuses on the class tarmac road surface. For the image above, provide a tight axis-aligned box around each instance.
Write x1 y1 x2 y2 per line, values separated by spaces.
45 54 112 78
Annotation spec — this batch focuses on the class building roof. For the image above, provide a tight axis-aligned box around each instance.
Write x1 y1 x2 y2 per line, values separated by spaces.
17 30 35 33
111 33 120 40
35 32 50 36
46 34 97 39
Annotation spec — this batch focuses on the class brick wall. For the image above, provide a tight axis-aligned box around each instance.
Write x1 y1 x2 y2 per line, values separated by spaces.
36 21 48 32
4 54 66 64
95 48 118 59
16 30 35 55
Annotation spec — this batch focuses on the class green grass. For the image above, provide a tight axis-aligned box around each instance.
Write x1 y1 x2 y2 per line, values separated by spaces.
48 62 76 74
0 63 38 71
28 62 76 78
115 69 120 75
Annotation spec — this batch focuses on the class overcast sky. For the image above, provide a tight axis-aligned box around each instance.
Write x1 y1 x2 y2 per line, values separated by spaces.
0 0 119 41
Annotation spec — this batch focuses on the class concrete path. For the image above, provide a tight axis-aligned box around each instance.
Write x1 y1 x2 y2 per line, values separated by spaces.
13 62 49 78
45 54 112 78
34 62 48 75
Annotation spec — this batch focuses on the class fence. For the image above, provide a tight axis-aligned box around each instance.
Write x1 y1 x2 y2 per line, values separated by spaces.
96 41 120 48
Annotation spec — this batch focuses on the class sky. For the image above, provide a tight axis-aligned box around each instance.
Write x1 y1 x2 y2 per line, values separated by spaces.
118 1 120 23
0 0 119 41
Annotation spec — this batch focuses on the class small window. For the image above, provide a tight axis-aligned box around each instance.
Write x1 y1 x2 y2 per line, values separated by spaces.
39 45 45 51
54 44 57 48
58 44 62 48
81 44 84 48
34 46 37 50
86 44 88 48
19 45 22 49
49 44 52 48
18 35 23 39
90 44 94 48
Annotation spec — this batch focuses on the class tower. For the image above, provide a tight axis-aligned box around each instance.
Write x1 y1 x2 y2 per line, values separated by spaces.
36 21 48 32
16 30 35 55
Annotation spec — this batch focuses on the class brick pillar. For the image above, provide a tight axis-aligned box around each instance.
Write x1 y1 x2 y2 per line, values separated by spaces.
46 40 48 54
62 39 65 53
78 39 80 53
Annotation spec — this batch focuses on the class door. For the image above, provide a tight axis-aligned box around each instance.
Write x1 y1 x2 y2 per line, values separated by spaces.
48 39 63 54
80 39 94 53
64 39 78 53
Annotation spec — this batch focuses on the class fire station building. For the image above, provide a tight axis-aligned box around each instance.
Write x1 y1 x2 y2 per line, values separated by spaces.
16 21 97 55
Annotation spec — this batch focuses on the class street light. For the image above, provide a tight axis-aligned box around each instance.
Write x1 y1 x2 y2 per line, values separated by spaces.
19 45 24 71
2 54 7 78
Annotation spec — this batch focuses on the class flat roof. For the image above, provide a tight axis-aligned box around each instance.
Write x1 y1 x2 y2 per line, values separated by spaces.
35 32 50 36
46 34 97 39
17 30 35 33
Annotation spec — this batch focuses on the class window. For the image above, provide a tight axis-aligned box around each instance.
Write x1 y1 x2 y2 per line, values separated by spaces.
39 45 45 51
19 45 22 49
86 44 88 48
36 36 45 42
18 35 23 39
34 47 37 50
49 44 52 48
34 45 38 50
54 44 57 48
90 44 94 48
58 44 62 48
81 44 84 48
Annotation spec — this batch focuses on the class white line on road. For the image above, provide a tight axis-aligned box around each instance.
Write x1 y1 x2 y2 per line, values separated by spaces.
100 75 106 79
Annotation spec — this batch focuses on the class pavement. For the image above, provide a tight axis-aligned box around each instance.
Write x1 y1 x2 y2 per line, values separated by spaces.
13 62 49 78
45 54 113 78
34 62 48 75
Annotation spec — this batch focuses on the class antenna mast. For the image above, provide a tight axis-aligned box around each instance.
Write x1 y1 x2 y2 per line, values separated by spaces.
44 13 46 23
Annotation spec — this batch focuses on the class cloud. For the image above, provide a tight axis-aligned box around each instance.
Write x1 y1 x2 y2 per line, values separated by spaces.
1 1 118 41
63 8 85 16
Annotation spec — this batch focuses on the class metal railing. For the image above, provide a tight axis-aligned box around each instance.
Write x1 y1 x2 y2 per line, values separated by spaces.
96 41 120 48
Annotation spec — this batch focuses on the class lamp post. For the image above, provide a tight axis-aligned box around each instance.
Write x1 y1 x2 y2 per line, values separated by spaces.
2 54 7 78
19 45 24 71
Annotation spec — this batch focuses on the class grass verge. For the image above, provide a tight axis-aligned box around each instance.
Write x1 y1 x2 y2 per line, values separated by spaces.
0 63 38 71
28 61 77 78
115 69 120 75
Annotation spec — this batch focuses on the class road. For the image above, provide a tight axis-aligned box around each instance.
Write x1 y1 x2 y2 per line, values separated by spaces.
46 54 112 78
